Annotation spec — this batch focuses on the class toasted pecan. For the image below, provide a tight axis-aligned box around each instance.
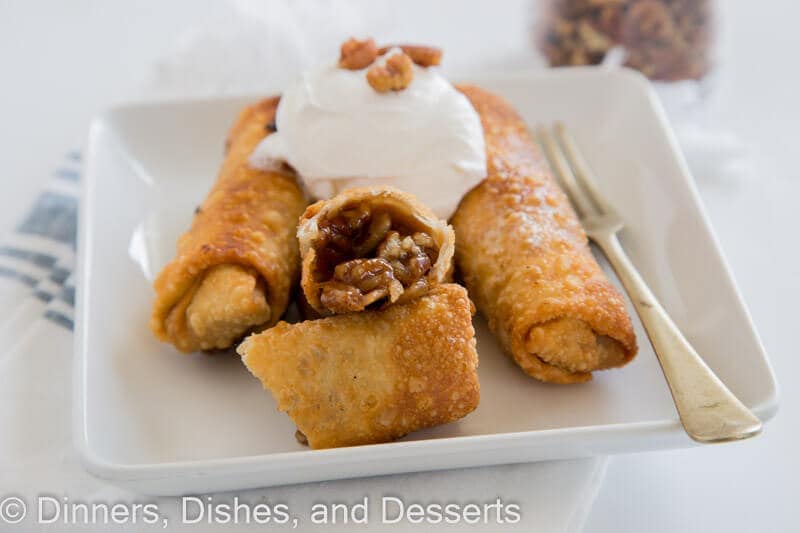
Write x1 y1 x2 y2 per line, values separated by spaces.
378 44 443 67
339 37 378 70
367 52 414 93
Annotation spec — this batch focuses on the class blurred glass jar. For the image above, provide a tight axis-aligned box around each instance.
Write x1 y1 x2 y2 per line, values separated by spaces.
536 0 714 82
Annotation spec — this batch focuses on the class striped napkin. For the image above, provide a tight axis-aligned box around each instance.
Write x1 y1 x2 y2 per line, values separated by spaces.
0 152 80 333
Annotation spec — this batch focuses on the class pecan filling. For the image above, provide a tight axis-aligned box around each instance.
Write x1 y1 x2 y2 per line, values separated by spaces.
315 207 437 313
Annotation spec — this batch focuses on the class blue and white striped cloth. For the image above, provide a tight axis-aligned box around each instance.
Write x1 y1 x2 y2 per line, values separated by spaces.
0 152 80 332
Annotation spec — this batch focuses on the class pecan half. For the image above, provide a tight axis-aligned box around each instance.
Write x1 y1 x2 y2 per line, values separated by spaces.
378 44 443 67
366 52 414 93
339 37 378 70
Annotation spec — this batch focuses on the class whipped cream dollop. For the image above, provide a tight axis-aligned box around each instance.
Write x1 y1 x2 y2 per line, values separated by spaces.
248 53 486 219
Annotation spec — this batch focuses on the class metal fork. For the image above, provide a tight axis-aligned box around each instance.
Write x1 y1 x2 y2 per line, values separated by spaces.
536 122 762 443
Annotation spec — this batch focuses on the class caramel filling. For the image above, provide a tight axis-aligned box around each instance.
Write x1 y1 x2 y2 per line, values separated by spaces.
314 206 438 314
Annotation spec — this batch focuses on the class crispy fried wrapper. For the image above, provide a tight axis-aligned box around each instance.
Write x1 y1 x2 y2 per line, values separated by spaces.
451 85 637 384
150 97 307 352
238 284 480 449
297 186 455 316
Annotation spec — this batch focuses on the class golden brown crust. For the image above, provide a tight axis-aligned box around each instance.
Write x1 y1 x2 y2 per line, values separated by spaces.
150 97 307 352
179 264 272 347
238 284 479 449
297 186 455 316
451 84 637 384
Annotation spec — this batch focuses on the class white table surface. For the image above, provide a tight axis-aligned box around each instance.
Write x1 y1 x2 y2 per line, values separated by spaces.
1 1 797 531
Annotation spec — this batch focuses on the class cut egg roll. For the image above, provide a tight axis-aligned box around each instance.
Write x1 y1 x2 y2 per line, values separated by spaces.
297 186 455 316
238 283 479 449
150 97 307 352
451 85 637 384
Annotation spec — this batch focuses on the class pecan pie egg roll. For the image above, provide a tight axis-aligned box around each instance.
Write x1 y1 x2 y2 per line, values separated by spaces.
150 97 307 352
451 85 637 384
297 186 455 316
238 284 480 449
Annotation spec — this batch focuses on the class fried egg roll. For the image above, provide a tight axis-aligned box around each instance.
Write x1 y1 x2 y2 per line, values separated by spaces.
451 85 637 384
238 284 479 449
150 97 307 352
297 186 455 316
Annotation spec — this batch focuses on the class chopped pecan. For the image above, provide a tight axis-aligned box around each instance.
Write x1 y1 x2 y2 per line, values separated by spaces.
594 5 624 40
339 37 378 70
400 278 430 302
318 281 363 313
333 258 397 294
577 20 613 53
411 231 436 254
320 206 371 253
376 231 433 286
353 211 392 257
378 44 443 67
366 52 414 93
315 207 437 313
622 0 676 45
320 258 403 313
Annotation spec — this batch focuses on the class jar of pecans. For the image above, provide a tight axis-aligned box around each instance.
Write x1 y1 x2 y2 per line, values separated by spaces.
536 0 714 82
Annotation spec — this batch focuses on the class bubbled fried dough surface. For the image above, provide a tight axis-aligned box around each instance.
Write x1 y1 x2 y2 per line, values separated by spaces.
526 317 628 374
451 84 636 384
150 97 307 353
164 264 271 352
238 284 479 449
181 264 271 350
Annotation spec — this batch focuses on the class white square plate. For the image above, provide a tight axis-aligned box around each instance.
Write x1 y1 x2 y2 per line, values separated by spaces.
75 67 778 496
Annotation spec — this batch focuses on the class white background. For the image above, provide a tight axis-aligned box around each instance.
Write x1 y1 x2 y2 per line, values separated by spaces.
0 1 797 531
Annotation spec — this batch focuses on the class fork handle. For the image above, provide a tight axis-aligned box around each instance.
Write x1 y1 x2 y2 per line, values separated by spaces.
594 232 762 442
